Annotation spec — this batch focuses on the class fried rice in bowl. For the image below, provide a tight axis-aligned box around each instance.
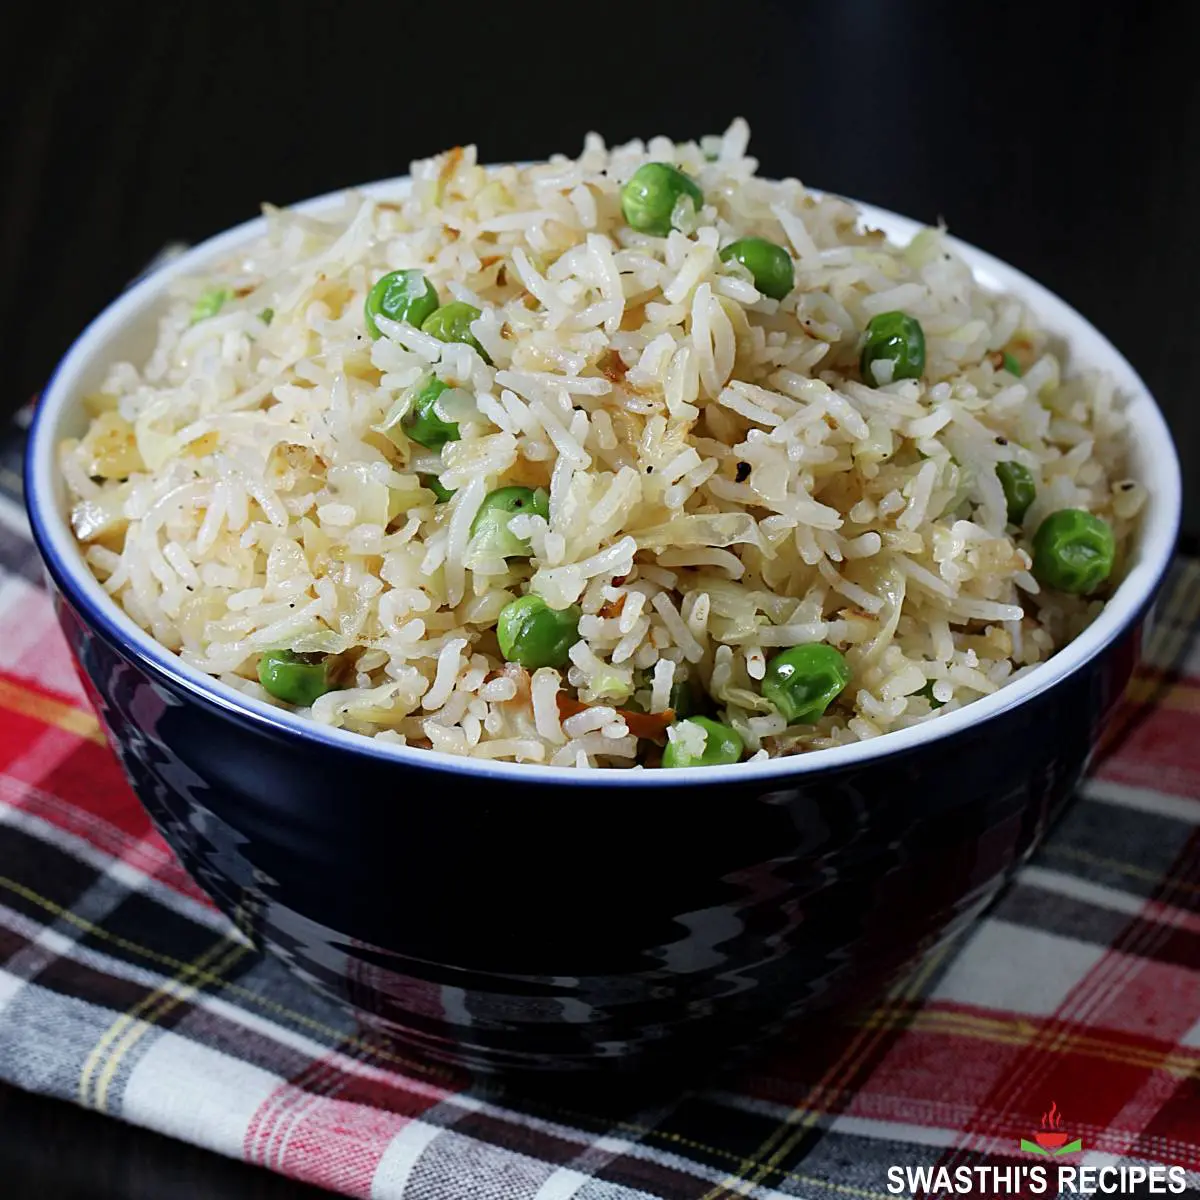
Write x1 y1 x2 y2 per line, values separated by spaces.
25 121 1180 1074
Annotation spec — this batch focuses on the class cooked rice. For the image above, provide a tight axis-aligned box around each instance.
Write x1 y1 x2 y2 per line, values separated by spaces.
60 120 1146 768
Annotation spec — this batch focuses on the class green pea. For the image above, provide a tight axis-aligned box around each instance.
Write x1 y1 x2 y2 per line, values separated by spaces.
719 237 795 300
421 301 491 363
620 162 704 236
470 487 549 558
191 287 230 324
421 474 455 503
860 311 926 384
364 269 440 340
1031 509 1115 595
403 377 459 450
996 460 1036 525
1001 350 1022 377
257 649 335 707
496 595 581 669
661 716 744 768
761 644 851 724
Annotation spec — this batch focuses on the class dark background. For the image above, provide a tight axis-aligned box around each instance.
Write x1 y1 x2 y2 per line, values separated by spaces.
4 0 1199 545
1 2 1198 1195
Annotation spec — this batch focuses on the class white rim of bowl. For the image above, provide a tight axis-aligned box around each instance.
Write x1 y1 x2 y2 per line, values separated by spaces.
26 175 1182 788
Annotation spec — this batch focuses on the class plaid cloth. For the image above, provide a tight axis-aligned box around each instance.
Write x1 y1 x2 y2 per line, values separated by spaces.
1 419 1198 1199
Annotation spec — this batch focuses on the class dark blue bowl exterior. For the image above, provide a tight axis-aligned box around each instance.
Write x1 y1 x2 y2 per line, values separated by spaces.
41 572 1147 1076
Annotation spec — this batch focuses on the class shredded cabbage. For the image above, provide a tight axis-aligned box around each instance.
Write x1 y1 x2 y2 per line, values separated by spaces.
903 226 947 270
327 463 391 525
633 512 766 553
70 486 132 541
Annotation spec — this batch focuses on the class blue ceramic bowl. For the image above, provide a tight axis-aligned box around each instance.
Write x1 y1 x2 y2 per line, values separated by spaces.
25 181 1182 1077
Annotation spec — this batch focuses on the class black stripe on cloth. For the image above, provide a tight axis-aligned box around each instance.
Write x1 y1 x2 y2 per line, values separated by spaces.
0 922 32 963
1135 824 1200 938
0 522 44 582
993 882 1200 969
0 421 26 502
0 826 103 925
34 945 199 1029
72 885 244 974
1090 560 1200 758
1038 800 1199 910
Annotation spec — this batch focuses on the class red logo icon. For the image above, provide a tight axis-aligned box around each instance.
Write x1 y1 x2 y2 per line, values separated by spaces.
1020 1101 1083 1156
1034 1102 1068 1151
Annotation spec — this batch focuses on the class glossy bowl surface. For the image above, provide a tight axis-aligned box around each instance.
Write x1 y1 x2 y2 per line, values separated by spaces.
25 176 1182 1075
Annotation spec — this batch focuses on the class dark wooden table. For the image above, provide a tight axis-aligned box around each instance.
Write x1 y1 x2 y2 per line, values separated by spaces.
2 2 1198 1194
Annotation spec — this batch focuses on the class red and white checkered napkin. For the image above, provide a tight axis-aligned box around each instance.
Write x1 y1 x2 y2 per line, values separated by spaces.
0 467 1197 1198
